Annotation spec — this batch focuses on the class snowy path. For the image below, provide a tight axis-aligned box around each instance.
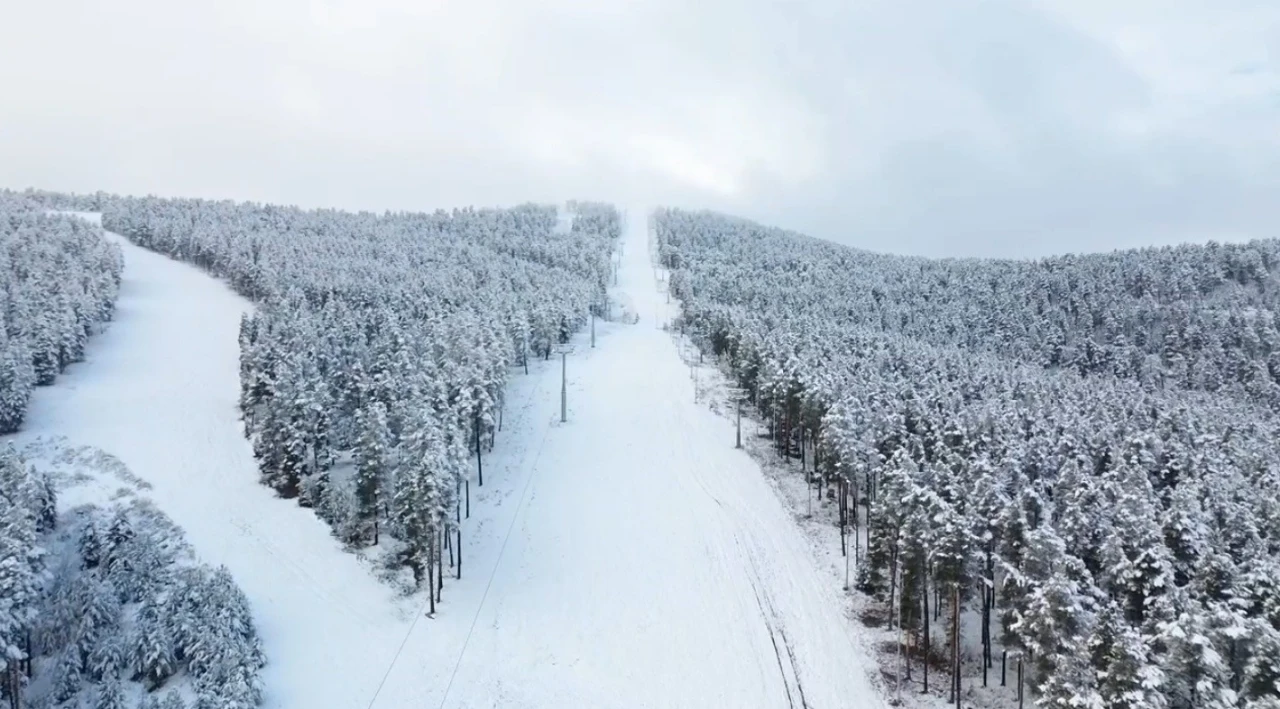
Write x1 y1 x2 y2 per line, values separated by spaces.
8 214 418 709
11 210 884 709
374 208 887 708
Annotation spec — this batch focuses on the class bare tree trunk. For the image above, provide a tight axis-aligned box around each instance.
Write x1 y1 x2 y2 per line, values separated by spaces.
923 578 930 694
952 584 962 708
475 412 484 486
853 478 860 562
7 665 19 709
982 580 990 687
426 532 436 615
889 544 899 629
456 528 462 580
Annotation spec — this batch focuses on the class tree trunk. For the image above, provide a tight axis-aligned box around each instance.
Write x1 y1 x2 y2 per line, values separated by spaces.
953 584 961 708
475 412 484 487
982 581 990 687
456 528 462 580
839 479 847 557
426 533 436 615
889 544 899 629
923 576 930 694
853 479 860 562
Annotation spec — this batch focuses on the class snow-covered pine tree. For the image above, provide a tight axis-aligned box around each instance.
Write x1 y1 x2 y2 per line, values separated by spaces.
354 401 390 546
134 600 176 690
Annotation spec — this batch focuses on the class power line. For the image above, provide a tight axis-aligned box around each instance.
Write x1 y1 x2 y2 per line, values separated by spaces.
436 417 555 709
368 358 552 709
364 592 435 709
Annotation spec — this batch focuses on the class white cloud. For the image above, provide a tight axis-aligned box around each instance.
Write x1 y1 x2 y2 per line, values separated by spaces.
1 0 1276 257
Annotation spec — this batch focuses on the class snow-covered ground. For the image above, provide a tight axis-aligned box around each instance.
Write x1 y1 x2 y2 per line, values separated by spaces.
10 210 885 709
373 208 886 708
10 213 417 709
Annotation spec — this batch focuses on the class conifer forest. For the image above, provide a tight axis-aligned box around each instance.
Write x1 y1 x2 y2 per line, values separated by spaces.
2 186 1279 709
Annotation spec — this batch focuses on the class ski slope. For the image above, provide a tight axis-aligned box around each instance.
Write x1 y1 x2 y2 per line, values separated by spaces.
10 213 420 709
10 210 884 709
373 208 887 708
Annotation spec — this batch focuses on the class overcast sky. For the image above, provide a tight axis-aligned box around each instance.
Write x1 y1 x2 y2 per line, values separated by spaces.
2 0 1276 258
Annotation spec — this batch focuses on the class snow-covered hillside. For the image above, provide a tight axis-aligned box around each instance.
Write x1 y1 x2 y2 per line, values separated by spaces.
369 207 886 707
9 214 413 709
11 210 884 708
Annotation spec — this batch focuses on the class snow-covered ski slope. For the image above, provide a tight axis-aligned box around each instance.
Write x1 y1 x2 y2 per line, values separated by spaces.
10 213 416 709
11 210 883 709
373 208 886 708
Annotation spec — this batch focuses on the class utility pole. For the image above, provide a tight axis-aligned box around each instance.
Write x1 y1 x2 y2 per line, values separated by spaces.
686 342 700 404
727 387 747 449
555 344 574 422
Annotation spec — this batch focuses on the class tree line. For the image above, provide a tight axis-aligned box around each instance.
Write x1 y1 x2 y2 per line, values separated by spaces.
94 193 620 606
655 208 1280 709
1 446 265 709
0 191 122 434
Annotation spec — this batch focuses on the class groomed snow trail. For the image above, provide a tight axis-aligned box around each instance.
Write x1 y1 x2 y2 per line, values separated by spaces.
374 209 887 708
13 211 884 709
9 214 420 709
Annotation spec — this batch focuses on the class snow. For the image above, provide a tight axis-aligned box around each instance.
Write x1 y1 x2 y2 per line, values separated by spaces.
9 209 885 709
12 212 411 709
553 205 574 234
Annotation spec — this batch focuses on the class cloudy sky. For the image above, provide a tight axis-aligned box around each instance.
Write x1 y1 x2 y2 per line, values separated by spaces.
2 0 1277 257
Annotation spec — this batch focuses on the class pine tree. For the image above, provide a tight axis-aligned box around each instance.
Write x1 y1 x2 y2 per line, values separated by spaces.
50 648 83 704
1244 623 1280 708
354 401 389 545
0 341 35 434
80 519 103 570
0 449 43 709
393 410 449 593
93 674 126 709
134 600 176 690
34 472 56 534
1160 597 1238 709
87 629 126 681
1094 605 1168 709
1012 527 1100 704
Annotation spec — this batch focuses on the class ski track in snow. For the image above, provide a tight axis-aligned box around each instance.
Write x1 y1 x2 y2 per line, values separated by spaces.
9 210 885 709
